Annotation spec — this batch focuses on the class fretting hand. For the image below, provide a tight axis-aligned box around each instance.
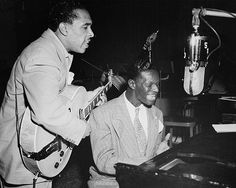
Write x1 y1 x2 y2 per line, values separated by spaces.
96 92 107 106
87 86 107 107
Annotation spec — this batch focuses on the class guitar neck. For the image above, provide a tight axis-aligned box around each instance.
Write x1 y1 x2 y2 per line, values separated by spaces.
82 81 111 119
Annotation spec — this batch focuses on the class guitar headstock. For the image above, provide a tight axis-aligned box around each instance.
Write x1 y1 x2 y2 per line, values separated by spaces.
143 30 159 50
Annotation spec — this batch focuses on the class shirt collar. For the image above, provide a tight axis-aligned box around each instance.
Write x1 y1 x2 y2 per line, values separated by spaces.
123 91 143 110
47 29 73 61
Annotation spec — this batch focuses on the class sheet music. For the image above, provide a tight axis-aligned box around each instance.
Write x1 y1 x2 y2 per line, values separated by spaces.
212 124 236 133
219 96 236 102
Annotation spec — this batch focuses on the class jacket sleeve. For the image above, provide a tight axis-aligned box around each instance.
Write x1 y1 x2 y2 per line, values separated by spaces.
159 111 166 141
155 109 170 155
22 56 86 145
89 108 120 175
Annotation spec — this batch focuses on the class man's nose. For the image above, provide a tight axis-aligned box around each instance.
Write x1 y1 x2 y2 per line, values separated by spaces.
152 84 159 92
89 28 94 38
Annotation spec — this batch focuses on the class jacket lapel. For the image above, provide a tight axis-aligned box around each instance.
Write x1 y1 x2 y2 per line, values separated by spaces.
145 107 159 156
112 95 140 156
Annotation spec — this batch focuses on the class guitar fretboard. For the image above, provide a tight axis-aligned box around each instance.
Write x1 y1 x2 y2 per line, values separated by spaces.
82 81 111 120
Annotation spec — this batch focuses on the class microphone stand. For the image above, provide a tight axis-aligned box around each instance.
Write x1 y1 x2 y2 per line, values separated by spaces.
147 40 162 100
143 30 161 100
192 8 236 19
148 41 152 65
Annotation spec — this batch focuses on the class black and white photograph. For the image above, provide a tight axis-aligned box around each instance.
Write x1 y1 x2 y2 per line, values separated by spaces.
0 0 236 187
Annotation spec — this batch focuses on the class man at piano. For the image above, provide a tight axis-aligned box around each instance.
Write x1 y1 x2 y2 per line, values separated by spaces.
88 61 170 187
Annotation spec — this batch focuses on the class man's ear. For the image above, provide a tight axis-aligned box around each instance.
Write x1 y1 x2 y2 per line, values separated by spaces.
58 22 68 36
128 79 135 89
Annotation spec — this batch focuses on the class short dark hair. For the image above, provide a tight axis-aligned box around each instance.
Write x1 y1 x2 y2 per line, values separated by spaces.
126 59 158 81
48 0 87 32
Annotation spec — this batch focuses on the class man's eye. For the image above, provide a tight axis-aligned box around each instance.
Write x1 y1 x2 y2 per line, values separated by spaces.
146 83 159 88
145 83 152 88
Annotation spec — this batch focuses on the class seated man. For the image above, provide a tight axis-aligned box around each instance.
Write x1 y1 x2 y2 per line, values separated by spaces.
87 62 170 188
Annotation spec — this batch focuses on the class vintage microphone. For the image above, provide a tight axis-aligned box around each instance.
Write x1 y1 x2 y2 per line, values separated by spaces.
183 7 236 96
183 10 209 96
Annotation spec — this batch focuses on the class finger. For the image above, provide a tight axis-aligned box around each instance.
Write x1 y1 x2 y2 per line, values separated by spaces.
100 95 107 104
101 94 107 103
96 94 107 106
87 87 104 102
165 133 171 141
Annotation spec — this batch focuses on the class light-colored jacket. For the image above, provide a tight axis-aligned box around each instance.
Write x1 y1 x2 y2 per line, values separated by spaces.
0 29 86 184
88 93 165 187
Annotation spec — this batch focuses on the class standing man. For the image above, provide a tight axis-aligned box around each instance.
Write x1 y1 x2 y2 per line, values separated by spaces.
88 62 170 187
0 0 103 187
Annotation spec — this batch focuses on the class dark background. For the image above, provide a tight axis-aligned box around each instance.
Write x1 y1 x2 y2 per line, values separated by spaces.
1 1 236 187
1 0 236 98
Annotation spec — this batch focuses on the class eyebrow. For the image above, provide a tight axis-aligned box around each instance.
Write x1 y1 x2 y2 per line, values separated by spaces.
80 22 92 28
81 19 92 26
83 22 92 26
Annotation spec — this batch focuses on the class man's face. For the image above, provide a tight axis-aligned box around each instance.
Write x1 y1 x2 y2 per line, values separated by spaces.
66 9 94 53
134 70 159 106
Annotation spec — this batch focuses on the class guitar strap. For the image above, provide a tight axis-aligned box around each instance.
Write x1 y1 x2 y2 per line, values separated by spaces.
21 134 63 161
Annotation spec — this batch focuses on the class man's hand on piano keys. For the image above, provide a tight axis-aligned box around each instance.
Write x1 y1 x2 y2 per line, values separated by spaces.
156 133 170 155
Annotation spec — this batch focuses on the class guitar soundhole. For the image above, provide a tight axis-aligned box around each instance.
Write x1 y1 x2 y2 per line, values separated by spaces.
54 162 59 168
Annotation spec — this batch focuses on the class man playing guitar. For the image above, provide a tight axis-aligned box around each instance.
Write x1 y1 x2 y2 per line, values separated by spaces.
0 1 106 187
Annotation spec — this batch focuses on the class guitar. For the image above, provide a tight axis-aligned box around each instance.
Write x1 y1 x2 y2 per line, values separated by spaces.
19 70 114 178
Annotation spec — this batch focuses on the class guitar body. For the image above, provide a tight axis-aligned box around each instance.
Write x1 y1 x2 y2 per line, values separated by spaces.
19 85 87 178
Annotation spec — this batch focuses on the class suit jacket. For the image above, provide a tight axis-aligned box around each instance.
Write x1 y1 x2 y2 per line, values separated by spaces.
88 93 164 187
0 29 86 184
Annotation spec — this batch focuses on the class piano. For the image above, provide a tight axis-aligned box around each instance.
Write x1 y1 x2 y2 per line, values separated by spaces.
115 130 236 188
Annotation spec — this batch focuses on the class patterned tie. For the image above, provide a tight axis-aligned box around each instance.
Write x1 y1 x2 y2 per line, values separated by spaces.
134 108 147 156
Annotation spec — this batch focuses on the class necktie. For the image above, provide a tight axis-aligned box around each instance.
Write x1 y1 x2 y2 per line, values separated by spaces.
134 108 147 156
